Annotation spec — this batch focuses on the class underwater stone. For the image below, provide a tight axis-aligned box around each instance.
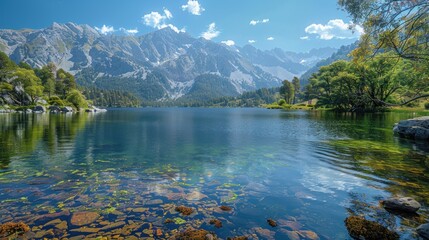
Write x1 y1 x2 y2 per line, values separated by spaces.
345 216 399 240
417 223 429 240
0 222 30 237
100 221 126 231
70 212 100 226
267 219 277 227
175 205 194 216
381 197 421 213
209 219 222 228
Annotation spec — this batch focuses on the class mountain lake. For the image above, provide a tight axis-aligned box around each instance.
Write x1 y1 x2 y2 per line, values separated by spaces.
0 108 428 239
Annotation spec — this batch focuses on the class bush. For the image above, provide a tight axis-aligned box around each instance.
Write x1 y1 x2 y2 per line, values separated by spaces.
425 102 429 110
48 96 66 106
278 99 286 106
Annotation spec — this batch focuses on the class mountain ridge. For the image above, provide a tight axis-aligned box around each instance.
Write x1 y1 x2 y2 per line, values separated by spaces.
0 22 337 101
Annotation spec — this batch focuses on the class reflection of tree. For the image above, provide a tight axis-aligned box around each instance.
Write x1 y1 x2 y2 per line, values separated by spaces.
0 113 91 169
306 111 429 203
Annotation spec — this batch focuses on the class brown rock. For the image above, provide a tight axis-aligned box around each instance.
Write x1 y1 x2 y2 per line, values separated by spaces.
185 191 208 201
345 216 399 240
175 205 194 216
219 206 232 211
71 212 100 226
132 207 148 213
267 219 277 227
209 219 222 228
35 210 70 222
70 227 100 233
0 222 30 237
227 237 248 240
176 228 217 240
298 230 319 240
100 221 126 231
55 221 68 230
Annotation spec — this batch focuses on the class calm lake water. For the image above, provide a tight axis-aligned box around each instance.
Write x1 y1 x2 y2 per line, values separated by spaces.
0 108 428 239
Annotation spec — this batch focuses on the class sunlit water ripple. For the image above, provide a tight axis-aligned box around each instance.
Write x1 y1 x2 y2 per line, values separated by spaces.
0 108 428 239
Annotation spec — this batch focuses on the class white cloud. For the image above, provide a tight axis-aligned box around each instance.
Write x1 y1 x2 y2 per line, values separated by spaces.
305 19 364 40
250 18 270 26
143 12 166 28
95 25 115 35
164 8 173 19
142 10 185 33
119 28 139 35
248 40 256 44
182 0 205 15
267 37 274 41
250 20 258 26
161 24 185 33
300 36 309 40
201 22 220 40
221 40 235 46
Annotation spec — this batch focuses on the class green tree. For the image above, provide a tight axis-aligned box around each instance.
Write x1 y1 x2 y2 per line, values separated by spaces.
12 68 44 104
339 0 429 61
66 89 88 110
35 63 56 97
292 77 300 103
280 80 295 104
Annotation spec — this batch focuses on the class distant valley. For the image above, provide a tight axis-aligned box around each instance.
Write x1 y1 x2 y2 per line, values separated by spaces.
0 22 337 102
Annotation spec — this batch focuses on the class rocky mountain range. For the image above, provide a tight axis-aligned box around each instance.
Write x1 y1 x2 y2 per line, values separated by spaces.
0 22 337 101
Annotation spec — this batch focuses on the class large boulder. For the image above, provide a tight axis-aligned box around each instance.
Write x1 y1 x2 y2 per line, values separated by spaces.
381 197 421 213
61 106 73 112
49 106 61 113
33 106 46 112
394 117 429 140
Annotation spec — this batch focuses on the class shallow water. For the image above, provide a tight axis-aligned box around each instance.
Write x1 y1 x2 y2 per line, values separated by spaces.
0 108 428 239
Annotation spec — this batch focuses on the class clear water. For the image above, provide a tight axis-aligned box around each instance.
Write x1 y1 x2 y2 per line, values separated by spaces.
0 108 428 239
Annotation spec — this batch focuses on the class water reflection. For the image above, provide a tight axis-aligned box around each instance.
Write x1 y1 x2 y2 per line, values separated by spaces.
0 109 428 239
0 113 94 169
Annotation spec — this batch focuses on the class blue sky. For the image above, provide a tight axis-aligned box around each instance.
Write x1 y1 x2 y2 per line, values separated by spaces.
0 0 363 52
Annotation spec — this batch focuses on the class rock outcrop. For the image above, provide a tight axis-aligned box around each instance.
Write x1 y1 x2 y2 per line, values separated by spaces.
381 197 421 213
393 117 429 140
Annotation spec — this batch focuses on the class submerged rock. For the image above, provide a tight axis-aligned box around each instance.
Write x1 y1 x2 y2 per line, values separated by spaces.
381 197 421 213
227 237 248 240
175 205 194 216
219 205 232 211
209 219 222 228
394 116 429 140
0 222 30 237
70 211 100 226
344 216 399 240
267 219 277 227
417 223 429 240
175 228 217 240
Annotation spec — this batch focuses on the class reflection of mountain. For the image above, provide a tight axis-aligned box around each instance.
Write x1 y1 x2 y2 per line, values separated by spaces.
0 113 93 168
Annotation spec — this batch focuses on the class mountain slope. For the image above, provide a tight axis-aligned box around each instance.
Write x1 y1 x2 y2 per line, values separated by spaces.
0 22 336 101
299 42 358 86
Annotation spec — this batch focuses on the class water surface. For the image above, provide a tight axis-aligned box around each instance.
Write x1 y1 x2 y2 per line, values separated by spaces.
0 108 428 239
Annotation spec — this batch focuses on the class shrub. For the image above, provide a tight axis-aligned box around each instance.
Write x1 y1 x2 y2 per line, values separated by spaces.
48 96 66 106
278 99 286 106
425 102 429 110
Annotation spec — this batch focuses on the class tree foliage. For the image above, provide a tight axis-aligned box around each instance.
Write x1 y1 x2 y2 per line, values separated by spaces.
280 80 295 104
304 53 428 112
339 0 429 61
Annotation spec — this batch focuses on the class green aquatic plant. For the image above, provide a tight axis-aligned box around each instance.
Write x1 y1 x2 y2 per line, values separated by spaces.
173 217 186 224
